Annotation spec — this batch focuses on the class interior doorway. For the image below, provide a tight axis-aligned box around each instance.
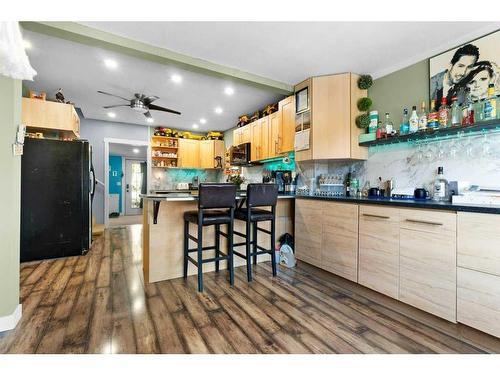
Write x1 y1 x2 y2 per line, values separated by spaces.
104 138 150 228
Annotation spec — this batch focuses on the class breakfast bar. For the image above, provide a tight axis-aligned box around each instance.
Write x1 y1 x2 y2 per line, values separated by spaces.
141 192 294 283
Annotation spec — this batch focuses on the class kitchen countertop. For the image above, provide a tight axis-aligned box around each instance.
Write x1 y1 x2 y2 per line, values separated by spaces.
296 194 500 214
141 192 296 201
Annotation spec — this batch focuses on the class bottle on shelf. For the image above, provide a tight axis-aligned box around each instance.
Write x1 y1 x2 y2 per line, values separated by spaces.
345 171 352 197
368 110 379 134
461 88 474 126
382 112 394 136
418 101 428 131
400 108 410 135
438 97 450 128
450 96 462 126
432 166 449 202
409 105 419 133
483 83 497 120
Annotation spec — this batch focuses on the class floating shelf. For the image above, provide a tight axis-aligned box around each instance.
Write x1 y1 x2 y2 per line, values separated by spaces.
359 120 500 147
152 156 178 159
151 145 178 149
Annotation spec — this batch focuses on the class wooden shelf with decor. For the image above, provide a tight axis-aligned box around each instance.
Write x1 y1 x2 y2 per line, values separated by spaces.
21 97 80 139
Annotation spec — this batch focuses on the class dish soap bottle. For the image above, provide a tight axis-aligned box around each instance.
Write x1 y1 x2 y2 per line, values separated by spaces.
432 167 449 202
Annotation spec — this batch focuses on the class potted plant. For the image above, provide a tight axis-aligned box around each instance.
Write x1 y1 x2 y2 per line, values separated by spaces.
227 174 246 190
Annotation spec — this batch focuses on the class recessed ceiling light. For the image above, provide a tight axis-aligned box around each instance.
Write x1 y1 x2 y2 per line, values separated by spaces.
146 117 154 123
23 39 32 50
192 124 199 129
224 87 234 96
107 112 116 118
133 148 140 154
199 118 207 124
171 74 182 83
214 107 223 114
104 59 118 69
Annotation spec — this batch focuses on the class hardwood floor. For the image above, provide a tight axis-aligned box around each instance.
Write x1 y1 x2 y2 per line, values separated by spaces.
1 224 500 354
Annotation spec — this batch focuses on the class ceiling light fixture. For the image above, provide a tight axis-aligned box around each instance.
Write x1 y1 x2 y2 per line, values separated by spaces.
199 118 207 124
104 59 118 69
214 107 223 114
107 112 116 118
23 39 32 50
171 74 182 83
146 117 154 124
224 87 234 96
133 148 140 154
192 124 199 129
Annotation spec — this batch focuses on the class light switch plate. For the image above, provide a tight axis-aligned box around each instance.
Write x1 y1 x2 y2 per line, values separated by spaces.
13 143 23 156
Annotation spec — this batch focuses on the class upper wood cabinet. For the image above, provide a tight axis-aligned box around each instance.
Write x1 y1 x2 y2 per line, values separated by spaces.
294 73 367 162
233 125 250 146
399 209 457 323
279 96 295 154
178 138 200 168
358 205 400 299
258 116 270 160
269 111 281 158
199 140 224 169
250 120 261 162
22 97 80 138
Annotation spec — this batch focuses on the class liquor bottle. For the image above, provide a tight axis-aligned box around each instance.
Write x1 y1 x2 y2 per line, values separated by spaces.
432 167 449 202
438 97 450 128
345 171 351 197
428 99 438 129
483 83 497 120
400 108 410 135
383 112 394 136
450 96 462 126
409 106 419 133
418 101 428 131
461 88 474 126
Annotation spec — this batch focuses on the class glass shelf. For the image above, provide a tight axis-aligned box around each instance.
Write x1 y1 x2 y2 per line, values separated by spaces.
359 120 500 147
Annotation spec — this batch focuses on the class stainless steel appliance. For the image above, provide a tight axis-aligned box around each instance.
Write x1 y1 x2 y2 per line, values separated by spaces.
229 142 251 166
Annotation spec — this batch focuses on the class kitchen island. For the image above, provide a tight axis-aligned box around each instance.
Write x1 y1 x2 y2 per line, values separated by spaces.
141 192 294 283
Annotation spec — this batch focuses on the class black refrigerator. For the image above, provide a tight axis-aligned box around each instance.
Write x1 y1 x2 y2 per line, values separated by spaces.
21 138 96 262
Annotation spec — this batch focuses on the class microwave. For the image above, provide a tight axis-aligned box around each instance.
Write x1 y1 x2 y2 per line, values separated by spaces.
229 143 251 166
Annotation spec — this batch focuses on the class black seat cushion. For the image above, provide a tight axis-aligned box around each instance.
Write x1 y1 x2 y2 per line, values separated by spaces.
235 208 273 222
184 210 232 226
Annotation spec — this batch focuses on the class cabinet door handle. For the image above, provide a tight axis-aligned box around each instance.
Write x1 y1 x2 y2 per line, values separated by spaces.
362 213 390 219
405 219 443 226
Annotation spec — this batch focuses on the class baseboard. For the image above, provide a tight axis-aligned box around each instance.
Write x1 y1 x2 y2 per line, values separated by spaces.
0 304 22 333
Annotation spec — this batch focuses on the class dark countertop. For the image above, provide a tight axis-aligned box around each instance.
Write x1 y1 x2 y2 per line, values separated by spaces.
142 192 295 201
296 194 500 214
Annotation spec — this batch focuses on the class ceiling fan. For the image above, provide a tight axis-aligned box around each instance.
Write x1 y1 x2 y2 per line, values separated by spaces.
97 91 181 121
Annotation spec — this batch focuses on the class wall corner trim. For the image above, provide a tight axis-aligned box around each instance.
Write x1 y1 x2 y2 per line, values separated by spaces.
0 304 22 333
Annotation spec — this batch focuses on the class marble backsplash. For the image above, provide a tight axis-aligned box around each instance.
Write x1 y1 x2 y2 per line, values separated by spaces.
297 132 500 192
151 169 222 190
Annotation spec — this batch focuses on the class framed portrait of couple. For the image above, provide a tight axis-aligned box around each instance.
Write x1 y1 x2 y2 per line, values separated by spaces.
430 29 500 106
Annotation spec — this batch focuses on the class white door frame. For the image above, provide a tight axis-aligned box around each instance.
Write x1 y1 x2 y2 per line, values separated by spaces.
104 137 151 228
123 157 147 216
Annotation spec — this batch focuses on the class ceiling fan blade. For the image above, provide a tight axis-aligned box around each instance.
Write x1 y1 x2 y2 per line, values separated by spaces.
143 95 159 104
103 104 130 109
148 104 181 115
97 90 130 101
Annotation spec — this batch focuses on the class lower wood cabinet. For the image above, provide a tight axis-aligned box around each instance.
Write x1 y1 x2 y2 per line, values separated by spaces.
321 202 358 282
399 209 457 322
457 267 500 338
358 205 400 299
294 199 323 268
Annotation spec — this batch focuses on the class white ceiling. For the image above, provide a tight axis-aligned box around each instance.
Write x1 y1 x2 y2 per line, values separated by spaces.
22 29 284 131
109 143 147 158
81 22 500 83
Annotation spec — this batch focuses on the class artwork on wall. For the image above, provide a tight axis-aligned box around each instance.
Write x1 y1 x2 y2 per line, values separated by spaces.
430 29 500 105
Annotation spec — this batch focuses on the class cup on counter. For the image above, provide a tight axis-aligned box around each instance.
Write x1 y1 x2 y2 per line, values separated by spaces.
414 188 430 200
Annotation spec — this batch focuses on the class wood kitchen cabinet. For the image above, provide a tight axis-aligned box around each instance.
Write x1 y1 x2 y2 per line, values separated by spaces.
199 140 224 169
399 208 457 322
321 202 359 282
294 199 323 268
294 73 367 162
358 205 400 299
269 111 282 158
22 97 80 138
250 120 261 162
233 125 250 146
178 138 200 168
279 96 295 154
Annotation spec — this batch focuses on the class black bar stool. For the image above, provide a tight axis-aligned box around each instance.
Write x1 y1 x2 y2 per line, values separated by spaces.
233 183 278 282
183 183 237 292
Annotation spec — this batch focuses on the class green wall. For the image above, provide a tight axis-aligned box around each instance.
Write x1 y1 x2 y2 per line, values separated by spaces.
0 75 21 318
369 60 430 127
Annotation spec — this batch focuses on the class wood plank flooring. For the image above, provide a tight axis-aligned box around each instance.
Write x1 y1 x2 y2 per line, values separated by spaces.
1 224 500 354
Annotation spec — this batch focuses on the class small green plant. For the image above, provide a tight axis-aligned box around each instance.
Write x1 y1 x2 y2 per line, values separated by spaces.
358 74 373 90
227 174 246 188
355 113 370 129
357 97 373 111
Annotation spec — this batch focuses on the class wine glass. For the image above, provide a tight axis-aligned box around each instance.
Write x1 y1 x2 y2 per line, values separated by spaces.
448 139 459 159
465 137 477 158
481 134 492 157
424 143 434 162
436 141 446 160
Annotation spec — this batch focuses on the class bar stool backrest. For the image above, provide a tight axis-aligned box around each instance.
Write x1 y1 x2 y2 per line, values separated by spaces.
246 183 278 208
198 183 237 209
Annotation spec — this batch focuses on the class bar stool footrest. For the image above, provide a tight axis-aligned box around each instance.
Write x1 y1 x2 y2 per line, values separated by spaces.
188 245 216 253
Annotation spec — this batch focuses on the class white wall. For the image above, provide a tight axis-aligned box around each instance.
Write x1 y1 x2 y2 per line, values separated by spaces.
80 118 150 224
